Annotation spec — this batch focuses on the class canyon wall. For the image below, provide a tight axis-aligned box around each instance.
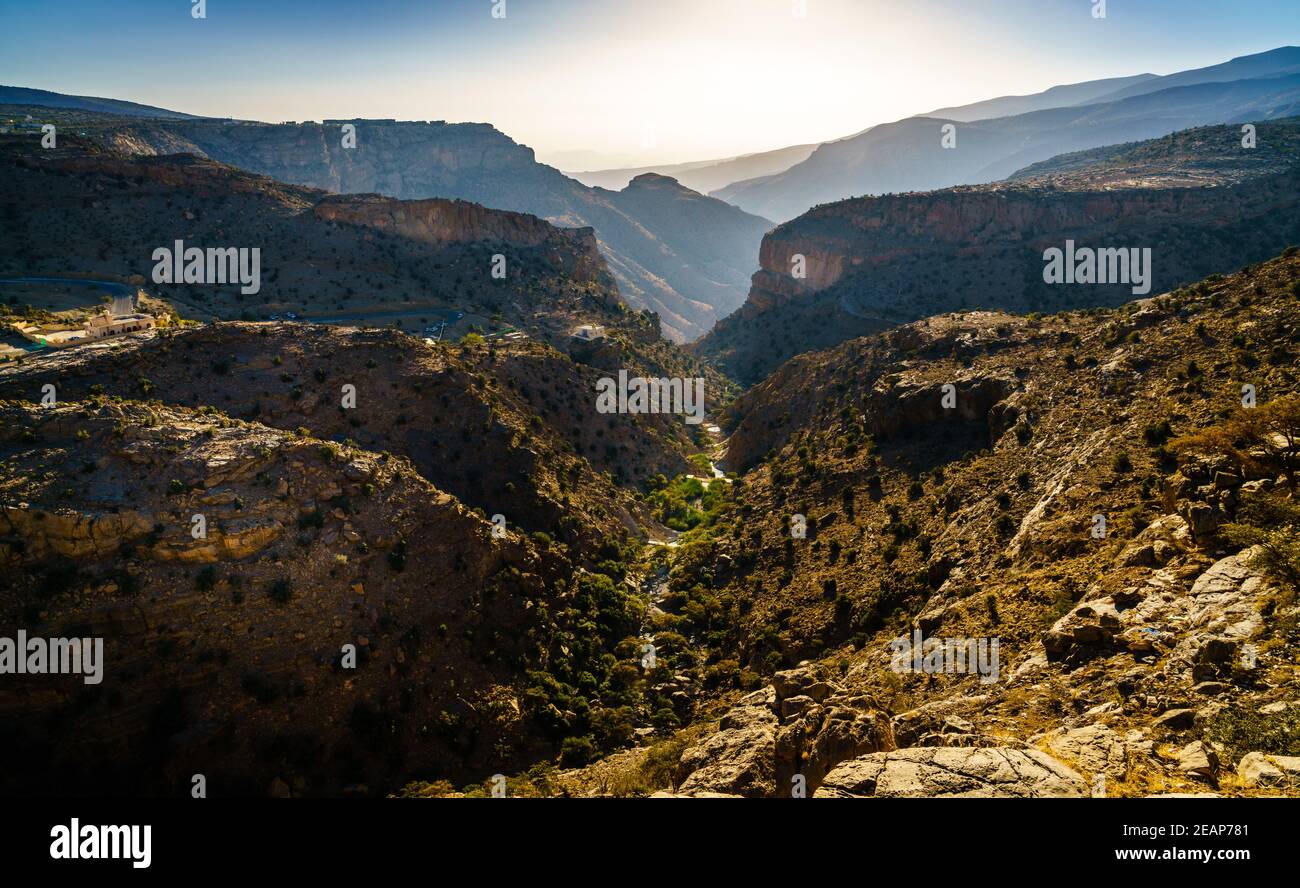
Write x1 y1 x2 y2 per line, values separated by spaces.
697 165 1300 384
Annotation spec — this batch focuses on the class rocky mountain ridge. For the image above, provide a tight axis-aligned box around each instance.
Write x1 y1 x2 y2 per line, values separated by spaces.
92 117 772 341
0 133 728 389
695 118 1300 384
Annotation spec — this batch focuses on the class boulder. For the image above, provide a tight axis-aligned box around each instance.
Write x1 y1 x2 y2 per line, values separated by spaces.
804 680 840 703
914 600 950 634
1119 544 1157 567
1180 501 1218 539
1045 724 1130 779
1236 752 1300 788
676 704 777 798
772 663 818 700
1212 471 1239 490
1139 513 1191 546
1153 708 1196 731
1176 741 1218 780
779 695 815 721
815 747 1088 798
737 685 776 708
1043 599 1122 657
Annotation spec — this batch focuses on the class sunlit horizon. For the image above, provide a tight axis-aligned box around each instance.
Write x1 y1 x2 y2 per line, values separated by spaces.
2 0 1297 169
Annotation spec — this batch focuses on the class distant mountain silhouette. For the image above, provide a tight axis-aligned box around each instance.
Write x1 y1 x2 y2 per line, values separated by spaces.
567 142 819 195
1081 45 1300 103
0 85 196 119
920 73 1158 122
712 46 1300 222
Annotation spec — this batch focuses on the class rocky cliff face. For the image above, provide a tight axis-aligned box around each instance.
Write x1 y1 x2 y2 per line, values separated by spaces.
0 400 563 795
695 119 1300 385
312 194 613 287
105 120 547 207
101 120 772 341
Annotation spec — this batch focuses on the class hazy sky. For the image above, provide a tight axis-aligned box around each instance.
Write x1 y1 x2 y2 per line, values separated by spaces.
2 0 1297 169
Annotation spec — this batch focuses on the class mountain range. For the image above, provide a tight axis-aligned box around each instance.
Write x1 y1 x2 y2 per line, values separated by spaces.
7 45 1299 345
72 109 771 342
714 47 1300 222
695 117 1300 383
566 142 819 195
2 44 1300 800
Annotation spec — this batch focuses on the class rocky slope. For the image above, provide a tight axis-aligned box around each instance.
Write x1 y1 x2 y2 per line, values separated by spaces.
0 399 564 795
696 118 1300 385
0 324 705 558
92 117 772 341
0 308 733 794
519 250 1300 798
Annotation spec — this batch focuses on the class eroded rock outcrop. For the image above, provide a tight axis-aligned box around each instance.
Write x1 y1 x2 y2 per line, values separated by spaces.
313 194 612 286
1237 752 1300 788
676 663 893 798
815 747 1089 798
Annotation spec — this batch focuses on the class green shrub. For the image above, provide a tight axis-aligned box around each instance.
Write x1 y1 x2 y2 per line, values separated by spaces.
267 577 293 604
195 565 217 592
387 537 408 571
1143 420 1172 446
1222 494 1300 594
559 735 597 767
1204 705 1300 763
638 736 689 790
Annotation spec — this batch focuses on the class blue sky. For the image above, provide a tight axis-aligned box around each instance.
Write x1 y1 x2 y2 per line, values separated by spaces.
2 0 1296 168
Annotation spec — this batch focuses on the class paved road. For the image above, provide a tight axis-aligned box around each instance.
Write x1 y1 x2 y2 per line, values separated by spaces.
301 308 463 325
0 276 134 296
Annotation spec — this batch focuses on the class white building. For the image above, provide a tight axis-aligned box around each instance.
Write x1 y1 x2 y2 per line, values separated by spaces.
572 324 606 341
11 290 155 348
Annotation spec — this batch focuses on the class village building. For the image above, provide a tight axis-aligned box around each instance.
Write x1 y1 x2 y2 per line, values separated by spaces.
10 289 155 349
571 324 606 341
